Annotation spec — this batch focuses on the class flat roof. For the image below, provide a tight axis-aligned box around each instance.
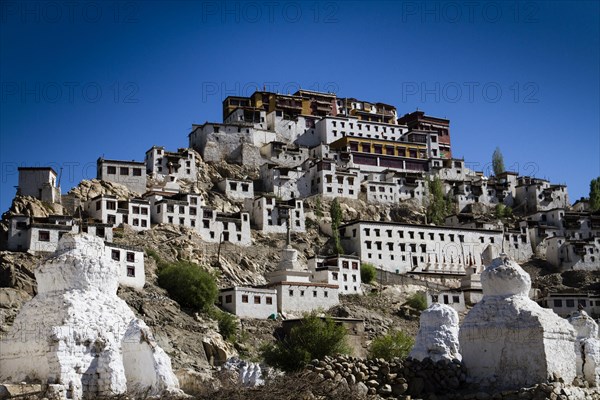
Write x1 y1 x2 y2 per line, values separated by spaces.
18 166 58 174
339 220 503 233
97 158 144 166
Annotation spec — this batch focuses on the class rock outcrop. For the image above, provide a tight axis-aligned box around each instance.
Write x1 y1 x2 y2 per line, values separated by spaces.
459 255 577 389
0 234 182 399
410 303 461 362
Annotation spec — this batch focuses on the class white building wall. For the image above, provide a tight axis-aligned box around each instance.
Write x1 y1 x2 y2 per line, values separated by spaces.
86 196 151 231
6 215 30 251
17 168 61 203
275 283 339 314
308 256 362 295
218 287 278 319
105 244 145 289
340 221 506 275
145 146 197 181
426 291 467 312
97 159 147 195
217 179 254 201
246 197 305 234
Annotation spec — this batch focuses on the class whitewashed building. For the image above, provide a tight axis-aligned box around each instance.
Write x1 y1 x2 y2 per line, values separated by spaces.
266 245 339 315
217 178 254 201
85 195 151 231
105 243 145 289
259 164 310 200
145 192 251 246
260 142 309 168
218 287 277 319
17 167 61 204
539 292 600 317
546 236 600 271
5 215 113 254
426 291 466 312
514 177 569 214
339 221 507 275
97 158 147 194
308 254 362 294
145 146 197 181
245 196 305 234
308 160 360 200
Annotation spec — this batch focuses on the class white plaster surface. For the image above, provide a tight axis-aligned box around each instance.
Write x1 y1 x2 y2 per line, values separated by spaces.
569 311 600 385
410 303 461 362
0 233 181 399
459 255 577 389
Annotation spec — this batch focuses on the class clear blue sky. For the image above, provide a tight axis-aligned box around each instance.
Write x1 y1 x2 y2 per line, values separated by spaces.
1 1 599 212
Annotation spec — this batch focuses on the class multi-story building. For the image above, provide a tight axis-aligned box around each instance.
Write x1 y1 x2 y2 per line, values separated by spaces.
5 215 113 253
339 220 511 276
259 164 310 200
539 292 600 317
398 111 451 159
217 178 254 201
105 242 145 289
85 195 151 231
260 141 309 167
145 192 251 246
17 167 61 204
244 196 305 234
308 254 362 294
145 146 197 181
97 158 147 194
308 159 360 200
362 170 427 204
546 236 600 271
514 177 569 214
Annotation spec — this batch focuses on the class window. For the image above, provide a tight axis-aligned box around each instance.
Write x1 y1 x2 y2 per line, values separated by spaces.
126 252 135 262
313 291 317 297
566 299 575 307
553 299 563 307
132 168 142 176
453 296 460 303
120 167 129 175
225 295 232 303
111 249 120 261
242 295 249 303
127 266 135 277
107 201 116 210
254 296 261 304
107 166 117 174
300 290 305 297
332 272 338 280
266 297 273 305
38 231 50 242
289 290 294 296
324 291 328 297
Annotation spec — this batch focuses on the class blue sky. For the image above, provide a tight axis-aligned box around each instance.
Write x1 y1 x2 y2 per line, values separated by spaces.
1 1 599 212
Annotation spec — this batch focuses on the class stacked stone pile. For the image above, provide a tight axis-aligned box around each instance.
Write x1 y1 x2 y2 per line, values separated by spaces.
305 354 467 398
304 355 600 400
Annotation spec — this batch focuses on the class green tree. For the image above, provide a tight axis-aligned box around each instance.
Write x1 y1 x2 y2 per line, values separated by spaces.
360 262 377 284
405 292 427 311
157 260 218 311
330 198 344 254
492 147 505 176
590 177 600 212
212 309 238 341
426 177 452 225
315 196 324 218
368 330 415 361
261 313 348 371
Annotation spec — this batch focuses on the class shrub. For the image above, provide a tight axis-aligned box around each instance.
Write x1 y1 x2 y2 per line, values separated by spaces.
405 292 427 311
360 263 377 284
369 330 415 360
261 313 348 371
157 260 218 311
213 309 238 341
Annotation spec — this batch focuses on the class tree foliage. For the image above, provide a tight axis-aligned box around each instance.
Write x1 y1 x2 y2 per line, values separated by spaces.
494 203 513 219
425 177 453 225
330 198 344 254
405 292 427 311
360 262 377 284
157 259 218 311
590 177 600 212
261 313 349 371
368 329 415 361
492 147 505 176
